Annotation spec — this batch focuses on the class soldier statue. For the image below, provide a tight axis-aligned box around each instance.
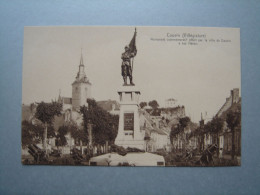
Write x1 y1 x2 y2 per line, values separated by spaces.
121 28 137 86
121 46 137 85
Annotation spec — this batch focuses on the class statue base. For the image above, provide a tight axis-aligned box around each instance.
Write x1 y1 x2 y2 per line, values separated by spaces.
123 83 135 86
114 85 144 150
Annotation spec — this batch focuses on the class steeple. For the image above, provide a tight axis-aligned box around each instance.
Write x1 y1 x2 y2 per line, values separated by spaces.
72 49 92 111
75 49 88 82
58 89 62 104
80 48 84 65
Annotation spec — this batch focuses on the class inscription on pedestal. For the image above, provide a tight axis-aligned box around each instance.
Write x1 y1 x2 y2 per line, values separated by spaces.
124 113 134 130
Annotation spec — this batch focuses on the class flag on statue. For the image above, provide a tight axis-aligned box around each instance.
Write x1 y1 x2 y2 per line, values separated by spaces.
129 28 137 56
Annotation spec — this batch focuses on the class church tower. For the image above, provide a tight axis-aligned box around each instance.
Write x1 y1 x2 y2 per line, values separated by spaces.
72 51 91 111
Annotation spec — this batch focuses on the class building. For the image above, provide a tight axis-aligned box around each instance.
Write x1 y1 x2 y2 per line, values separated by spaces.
187 88 241 160
139 109 171 152
58 52 92 112
216 89 241 158
165 98 177 108
22 52 92 153
216 88 239 117
53 52 92 150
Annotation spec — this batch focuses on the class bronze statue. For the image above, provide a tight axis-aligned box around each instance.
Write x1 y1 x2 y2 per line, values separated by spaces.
121 29 137 86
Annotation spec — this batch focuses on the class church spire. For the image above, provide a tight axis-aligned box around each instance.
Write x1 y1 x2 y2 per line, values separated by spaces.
80 48 84 65
75 48 87 81
58 89 62 103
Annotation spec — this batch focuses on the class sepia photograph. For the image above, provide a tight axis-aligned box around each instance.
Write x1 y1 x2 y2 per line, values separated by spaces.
21 26 241 166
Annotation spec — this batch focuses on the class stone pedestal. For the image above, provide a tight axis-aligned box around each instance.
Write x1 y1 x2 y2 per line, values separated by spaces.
115 85 144 150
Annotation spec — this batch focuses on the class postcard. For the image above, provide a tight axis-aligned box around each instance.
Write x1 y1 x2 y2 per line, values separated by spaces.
22 26 241 166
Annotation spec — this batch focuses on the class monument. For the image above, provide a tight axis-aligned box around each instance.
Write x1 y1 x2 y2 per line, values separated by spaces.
89 28 165 166
115 28 145 150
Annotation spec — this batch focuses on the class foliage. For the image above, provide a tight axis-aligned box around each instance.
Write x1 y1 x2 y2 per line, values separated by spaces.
35 101 62 125
139 102 147 108
204 117 224 134
56 123 88 147
56 125 69 146
226 109 241 131
70 122 88 145
170 125 178 143
21 120 44 147
189 126 202 138
179 117 190 130
170 116 191 142
47 125 56 138
148 100 159 110
34 101 62 150
69 122 86 141
80 99 119 145
226 106 241 159
151 108 161 116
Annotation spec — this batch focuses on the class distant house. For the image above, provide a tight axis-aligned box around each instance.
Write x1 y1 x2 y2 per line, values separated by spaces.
140 103 189 153
165 98 177 108
216 88 240 117
216 88 241 156
139 109 171 152
189 88 241 158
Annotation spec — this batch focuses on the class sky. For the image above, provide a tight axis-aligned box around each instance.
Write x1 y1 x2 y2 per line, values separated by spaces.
22 26 240 123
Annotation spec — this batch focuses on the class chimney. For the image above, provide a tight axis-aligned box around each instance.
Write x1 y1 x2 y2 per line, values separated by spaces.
231 88 239 104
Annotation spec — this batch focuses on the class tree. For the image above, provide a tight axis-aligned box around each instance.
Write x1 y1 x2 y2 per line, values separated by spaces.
69 122 87 152
170 116 191 150
139 102 147 109
170 125 179 143
80 99 119 146
203 117 223 156
35 101 62 151
148 100 159 110
22 120 44 147
179 117 191 150
69 122 83 142
179 117 190 130
56 125 69 147
211 117 223 133
226 108 241 160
